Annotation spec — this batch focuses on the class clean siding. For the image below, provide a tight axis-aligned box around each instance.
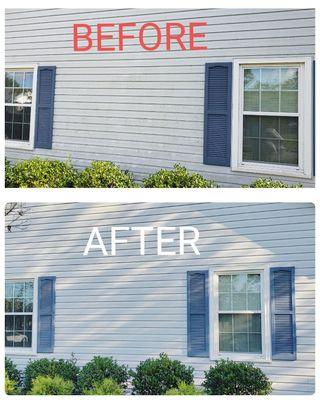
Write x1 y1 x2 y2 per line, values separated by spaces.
5 203 315 394
5 8 315 187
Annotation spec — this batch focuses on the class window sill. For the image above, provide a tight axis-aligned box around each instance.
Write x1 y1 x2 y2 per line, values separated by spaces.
5 348 37 357
232 161 312 180
211 353 271 363
5 140 34 151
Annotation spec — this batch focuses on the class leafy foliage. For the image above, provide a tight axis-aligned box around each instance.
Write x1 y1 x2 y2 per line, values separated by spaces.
5 372 20 395
5 158 14 187
76 161 137 188
203 359 272 395
130 353 194 395
242 177 303 188
83 378 124 395
143 163 217 188
7 157 78 188
28 375 74 395
5 357 21 385
165 381 205 395
23 357 79 393
77 356 129 393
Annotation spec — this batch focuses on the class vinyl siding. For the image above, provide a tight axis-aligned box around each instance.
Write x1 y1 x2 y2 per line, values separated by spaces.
5 8 315 187
5 203 315 394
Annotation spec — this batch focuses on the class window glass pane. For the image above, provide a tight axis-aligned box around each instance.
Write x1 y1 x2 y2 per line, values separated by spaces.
248 293 261 310
243 138 259 162
219 333 233 352
280 141 298 165
5 282 14 298
232 274 247 292
244 69 260 90
24 331 32 347
23 89 32 104
248 314 261 333
14 283 25 298
14 315 25 330
247 274 261 292
5 106 14 123
24 72 33 88
13 106 24 123
5 123 13 140
5 298 13 312
13 88 24 104
261 91 279 112
5 332 14 347
234 314 247 333
24 298 33 312
234 333 248 352
260 139 279 163
25 315 33 330
13 331 24 347
14 298 23 312
244 91 259 111
5 315 14 331
243 115 259 138
12 123 23 141
281 91 298 113
23 107 31 124
5 88 13 103
249 333 262 353
280 117 298 140
261 116 279 139
219 293 232 311
219 314 232 332
5 72 14 87
261 68 279 90
232 293 246 310
14 72 24 87
219 275 231 292
281 68 298 90
25 282 34 298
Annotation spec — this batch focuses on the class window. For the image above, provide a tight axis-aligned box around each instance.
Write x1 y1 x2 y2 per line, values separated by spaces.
211 268 270 362
5 281 34 349
232 58 312 179
5 66 37 149
218 273 262 353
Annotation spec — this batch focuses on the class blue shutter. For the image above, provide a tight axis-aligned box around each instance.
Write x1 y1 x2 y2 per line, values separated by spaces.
187 271 209 357
270 267 296 360
203 63 232 166
34 66 56 149
313 60 315 176
37 276 56 353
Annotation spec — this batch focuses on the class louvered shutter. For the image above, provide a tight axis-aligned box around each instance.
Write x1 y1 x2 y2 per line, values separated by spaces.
270 267 296 360
34 66 56 149
37 276 56 353
203 63 232 166
187 271 209 357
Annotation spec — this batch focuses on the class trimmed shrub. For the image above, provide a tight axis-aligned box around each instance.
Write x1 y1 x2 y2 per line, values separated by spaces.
166 381 205 395
242 177 303 188
203 359 272 395
5 372 20 395
5 158 14 187
76 161 137 188
23 357 79 393
78 356 129 393
7 157 78 188
28 375 74 395
83 378 124 395
5 357 21 386
130 353 194 395
143 164 217 188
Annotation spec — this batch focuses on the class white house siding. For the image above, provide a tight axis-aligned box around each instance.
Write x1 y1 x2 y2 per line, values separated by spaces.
5 8 315 187
5 202 315 394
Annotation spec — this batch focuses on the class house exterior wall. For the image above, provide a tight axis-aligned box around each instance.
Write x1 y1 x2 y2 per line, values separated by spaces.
5 8 315 187
5 202 315 394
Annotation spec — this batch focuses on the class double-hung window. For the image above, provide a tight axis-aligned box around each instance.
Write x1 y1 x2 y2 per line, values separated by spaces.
5 281 34 350
232 58 312 178
211 268 270 362
5 67 37 149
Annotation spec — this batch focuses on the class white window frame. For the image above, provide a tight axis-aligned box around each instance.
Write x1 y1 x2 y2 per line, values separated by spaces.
231 57 313 179
209 266 271 363
5 278 38 356
5 64 38 151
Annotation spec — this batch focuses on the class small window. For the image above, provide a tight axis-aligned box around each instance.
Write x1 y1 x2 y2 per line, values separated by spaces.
5 281 34 348
218 273 262 354
232 58 313 179
5 68 35 146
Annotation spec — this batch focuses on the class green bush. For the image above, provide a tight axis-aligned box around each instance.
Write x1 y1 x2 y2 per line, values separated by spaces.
7 157 78 188
76 161 137 188
143 164 217 188
130 353 194 395
78 356 129 393
203 359 272 395
165 381 205 395
28 375 74 395
23 357 79 393
5 372 20 395
242 177 303 188
83 378 124 395
5 158 14 187
5 357 21 386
